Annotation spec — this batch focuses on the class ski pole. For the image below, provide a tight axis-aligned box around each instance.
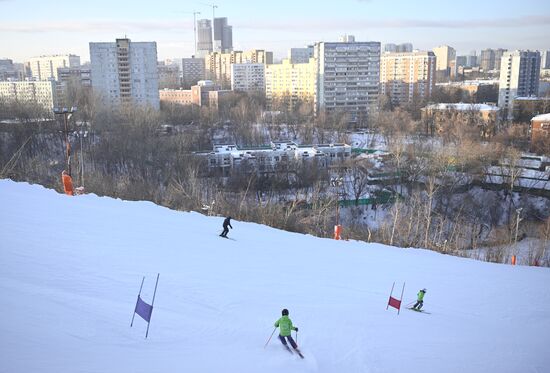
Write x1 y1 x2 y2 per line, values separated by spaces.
264 327 276 348
295 329 298 344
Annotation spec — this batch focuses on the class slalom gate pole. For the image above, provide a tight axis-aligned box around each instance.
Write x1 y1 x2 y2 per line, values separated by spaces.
145 273 160 339
131 276 145 327
264 327 277 348
398 282 406 315
386 282 395 310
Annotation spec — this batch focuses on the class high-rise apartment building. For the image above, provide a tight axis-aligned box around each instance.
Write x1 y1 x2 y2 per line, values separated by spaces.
0 59 26 81
288 46 314 64
213 17 233 53
432 45 456 78
498 50 541 119
89 38 159 109
205 49 273 88
28 54 80 81
480 48 508 71
231 63 265 93
380 51 436 105
265 58 317 110
0 80 58 109
197 19 213 57
384 43 413 53
181 57 205 88
493 49 507 71
314 39 381 122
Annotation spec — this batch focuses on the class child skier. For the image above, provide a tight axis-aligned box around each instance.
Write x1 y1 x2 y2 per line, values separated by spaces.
219 216 232 238
412 288 427 310
274 309 300 351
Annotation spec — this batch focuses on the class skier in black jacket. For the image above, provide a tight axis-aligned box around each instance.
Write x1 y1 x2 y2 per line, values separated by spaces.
220 216 233 238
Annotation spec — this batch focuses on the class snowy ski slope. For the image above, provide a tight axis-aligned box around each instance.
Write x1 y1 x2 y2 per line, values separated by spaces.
1 180 549 373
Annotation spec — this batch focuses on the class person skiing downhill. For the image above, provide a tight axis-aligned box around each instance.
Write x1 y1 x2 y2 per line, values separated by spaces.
220 216 233 238
412 288 427 310
274 309 299 350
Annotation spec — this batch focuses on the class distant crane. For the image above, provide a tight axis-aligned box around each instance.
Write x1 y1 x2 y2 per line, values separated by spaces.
179 11 201 56
199 2 218 21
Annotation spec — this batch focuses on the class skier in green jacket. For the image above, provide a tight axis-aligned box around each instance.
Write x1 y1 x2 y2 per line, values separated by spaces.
412 288 426 310
274 309 299 350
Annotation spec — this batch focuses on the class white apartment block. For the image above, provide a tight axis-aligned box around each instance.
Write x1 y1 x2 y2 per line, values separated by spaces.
0 80 58 109
380 51 436 105
205 49 273 88
28 54 80 81
498 50 541 119
231 63 265 93
265 58 317 110
90 38 160 109
314 39 381 122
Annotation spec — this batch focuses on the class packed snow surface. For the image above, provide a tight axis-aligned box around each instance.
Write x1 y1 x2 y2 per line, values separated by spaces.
1 180 549 373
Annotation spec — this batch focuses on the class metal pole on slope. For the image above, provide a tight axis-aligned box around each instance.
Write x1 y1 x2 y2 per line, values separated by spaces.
131 276 145 327
264 327 276 348
398 282 406 315
386 281 395 310
145 273 160 338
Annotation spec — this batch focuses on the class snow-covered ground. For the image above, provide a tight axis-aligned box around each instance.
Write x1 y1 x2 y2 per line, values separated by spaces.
1 180 549 373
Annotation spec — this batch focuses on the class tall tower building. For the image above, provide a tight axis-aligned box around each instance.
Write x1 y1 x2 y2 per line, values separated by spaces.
89 38 159 109
380 51 436 105
213 17 233 53
314 38 381 122
498 50 541 119
541 50 550 69
197 19 213 57
28 54 80 81
432 45 456 78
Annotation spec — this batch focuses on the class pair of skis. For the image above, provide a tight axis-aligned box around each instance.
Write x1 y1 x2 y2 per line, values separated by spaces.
408 307 431 314
283 345 304 359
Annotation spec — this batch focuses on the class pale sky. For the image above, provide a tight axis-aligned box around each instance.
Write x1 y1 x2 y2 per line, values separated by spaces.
1 0 549 62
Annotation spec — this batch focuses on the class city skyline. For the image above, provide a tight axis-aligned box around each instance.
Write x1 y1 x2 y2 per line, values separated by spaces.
1 0 550 62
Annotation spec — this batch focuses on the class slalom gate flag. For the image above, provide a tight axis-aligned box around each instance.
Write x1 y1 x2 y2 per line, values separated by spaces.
130 274 159 338
135 296 153 322
386 281 405 315
388 296 401 310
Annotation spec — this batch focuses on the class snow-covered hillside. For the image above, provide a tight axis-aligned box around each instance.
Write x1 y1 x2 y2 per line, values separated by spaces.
1 180 549 373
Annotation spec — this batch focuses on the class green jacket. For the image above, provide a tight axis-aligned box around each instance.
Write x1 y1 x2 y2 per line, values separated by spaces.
417 291 425 301
274 315 297 337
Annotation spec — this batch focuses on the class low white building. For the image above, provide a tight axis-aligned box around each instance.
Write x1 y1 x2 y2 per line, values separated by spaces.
199 141 351 173
231 63 265 93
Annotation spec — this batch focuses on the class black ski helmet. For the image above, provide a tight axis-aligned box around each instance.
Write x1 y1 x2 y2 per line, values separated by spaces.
282 308 289 316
